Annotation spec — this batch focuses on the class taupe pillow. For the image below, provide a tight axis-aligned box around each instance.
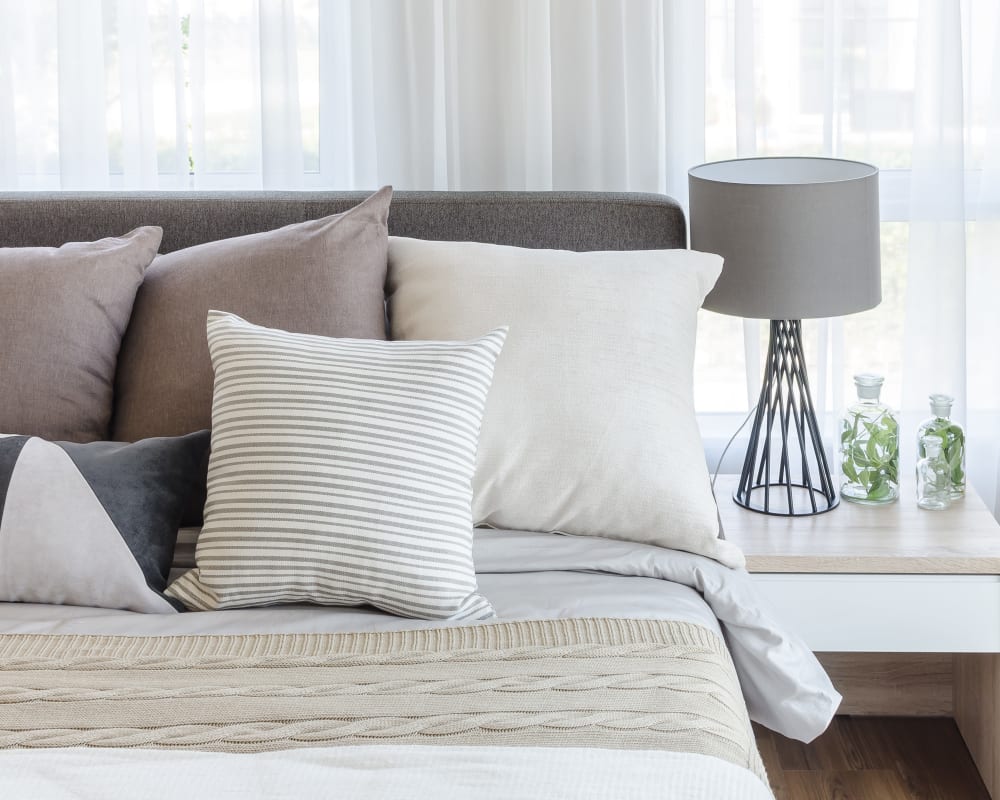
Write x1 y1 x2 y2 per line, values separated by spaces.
0 227 162 442
112 186 392 442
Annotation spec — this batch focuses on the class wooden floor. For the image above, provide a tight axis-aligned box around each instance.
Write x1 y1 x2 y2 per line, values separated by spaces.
755 716 990 799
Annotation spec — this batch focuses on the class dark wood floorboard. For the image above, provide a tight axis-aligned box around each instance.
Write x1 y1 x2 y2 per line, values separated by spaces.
755 716 990 800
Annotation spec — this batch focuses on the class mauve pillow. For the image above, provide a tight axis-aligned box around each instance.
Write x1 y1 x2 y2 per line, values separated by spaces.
112 186 392 442
0 227 162 442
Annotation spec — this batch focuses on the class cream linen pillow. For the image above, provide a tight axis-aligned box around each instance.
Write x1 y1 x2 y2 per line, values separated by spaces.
387 238 744 569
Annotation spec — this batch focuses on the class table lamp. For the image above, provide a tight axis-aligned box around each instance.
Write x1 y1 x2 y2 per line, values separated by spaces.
688 157 881 516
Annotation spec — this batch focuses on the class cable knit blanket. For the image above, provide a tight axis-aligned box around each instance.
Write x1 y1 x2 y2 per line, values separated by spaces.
0 618 768 786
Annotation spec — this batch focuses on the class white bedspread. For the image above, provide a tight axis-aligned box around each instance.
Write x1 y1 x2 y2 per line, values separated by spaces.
0 529 840 743
1 745 774 799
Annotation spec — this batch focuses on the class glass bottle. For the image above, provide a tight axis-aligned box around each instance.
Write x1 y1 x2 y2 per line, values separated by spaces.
916 435 951 511
916 394 965 499
839 373 899 505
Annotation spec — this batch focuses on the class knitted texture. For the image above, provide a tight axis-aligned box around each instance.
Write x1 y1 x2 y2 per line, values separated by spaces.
0 618 766 783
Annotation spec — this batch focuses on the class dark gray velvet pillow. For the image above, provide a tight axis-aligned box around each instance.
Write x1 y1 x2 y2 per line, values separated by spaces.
0 430 210 613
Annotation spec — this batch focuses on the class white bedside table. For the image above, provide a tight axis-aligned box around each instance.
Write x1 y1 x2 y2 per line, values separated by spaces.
714 475 1000 797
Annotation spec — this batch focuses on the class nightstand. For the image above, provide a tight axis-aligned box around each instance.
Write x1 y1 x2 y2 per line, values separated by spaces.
714 475 1000 797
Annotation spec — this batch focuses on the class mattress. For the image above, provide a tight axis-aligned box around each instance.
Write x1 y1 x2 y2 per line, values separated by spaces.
0 529 840 798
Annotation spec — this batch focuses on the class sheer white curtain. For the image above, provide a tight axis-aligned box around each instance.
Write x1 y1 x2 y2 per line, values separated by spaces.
1 0 998 509
0 0 188 188
0 0 706 194
307 0 704 195
187 0 304 188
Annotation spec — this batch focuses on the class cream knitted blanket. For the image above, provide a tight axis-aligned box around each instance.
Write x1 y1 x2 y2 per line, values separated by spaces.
0 617 767 784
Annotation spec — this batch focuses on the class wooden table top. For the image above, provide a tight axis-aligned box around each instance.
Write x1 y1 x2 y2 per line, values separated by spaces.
713 474 1000 574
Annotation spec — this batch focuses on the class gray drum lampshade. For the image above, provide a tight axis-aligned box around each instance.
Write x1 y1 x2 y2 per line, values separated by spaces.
688 157 881 320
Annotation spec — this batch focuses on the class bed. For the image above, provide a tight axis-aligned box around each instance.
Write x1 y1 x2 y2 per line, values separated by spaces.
0 190 840 798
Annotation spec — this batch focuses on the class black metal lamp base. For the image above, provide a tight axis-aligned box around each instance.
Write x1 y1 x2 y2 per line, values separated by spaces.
734 482 839 516
734 320 838 517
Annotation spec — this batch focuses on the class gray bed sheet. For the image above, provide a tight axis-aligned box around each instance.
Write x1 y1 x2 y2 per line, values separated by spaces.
0 529 840 742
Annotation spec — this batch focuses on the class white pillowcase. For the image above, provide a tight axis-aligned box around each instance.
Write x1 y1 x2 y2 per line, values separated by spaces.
166 312 507 620
387 238 744 569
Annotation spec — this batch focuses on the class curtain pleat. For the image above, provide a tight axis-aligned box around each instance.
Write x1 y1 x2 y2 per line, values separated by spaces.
116 0 159 187
259 0 304 188
56 0 109 188
0 2 16 189
966 0 1000 514
316 0 353 186
902 0 968 466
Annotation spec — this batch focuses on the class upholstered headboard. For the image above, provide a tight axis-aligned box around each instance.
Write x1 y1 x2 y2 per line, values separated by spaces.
0 191 687 252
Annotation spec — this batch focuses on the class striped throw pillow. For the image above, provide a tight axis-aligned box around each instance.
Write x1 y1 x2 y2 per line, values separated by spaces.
166 312 506 621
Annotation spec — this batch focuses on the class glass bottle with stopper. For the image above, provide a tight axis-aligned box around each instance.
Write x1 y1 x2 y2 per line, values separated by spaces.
840 373 899 505
916 435 951 510
916 394 965 499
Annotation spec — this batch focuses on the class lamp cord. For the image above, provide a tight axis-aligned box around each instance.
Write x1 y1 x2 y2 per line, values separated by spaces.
711 403 759 497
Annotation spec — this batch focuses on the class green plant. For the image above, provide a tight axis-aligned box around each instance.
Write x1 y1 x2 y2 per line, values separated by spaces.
918 421 965 487
841 409 899 501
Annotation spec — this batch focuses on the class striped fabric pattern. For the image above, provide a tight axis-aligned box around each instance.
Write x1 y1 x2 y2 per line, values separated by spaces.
166 312 506 621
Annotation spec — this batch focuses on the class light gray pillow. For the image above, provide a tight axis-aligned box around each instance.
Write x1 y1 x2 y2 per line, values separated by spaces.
387 237 745 569
0 227 162 442
167 312 506 620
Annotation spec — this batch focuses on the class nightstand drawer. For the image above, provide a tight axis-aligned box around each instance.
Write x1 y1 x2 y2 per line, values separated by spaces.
752 573 1000 652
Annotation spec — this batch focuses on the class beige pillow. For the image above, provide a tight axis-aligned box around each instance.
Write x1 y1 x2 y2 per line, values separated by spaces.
0 227 162 442
387 238 744 569
112 186 392 442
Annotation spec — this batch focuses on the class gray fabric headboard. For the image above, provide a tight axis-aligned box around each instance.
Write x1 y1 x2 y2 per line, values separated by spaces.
0 191 686 252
